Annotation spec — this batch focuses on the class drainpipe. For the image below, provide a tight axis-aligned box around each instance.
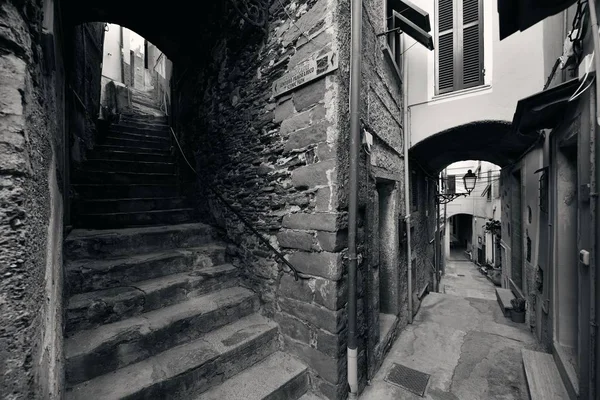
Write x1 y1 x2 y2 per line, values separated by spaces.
588 2 599 396
347 0 362 397
403 39 413 323
435 194 441 292
590 83 598 400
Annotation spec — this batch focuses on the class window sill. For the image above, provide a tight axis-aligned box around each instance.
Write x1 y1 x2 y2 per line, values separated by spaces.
381 43 402 86
430 84 491 103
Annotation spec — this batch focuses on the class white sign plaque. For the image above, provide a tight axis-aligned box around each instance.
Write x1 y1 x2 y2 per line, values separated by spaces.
272 50 339 97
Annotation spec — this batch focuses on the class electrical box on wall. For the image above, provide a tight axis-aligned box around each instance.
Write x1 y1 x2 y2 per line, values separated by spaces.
579 249 590 266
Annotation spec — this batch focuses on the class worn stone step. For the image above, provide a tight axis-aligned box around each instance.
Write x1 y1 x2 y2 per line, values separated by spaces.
75 207 195 229
112 121 169 132
65 286 260 386
73 169 177 185
522 349 569 400
66 263 239 334
66 244 229 294
197 352 309 400
103 136 171 150
73 196 186 214
94 144 171 154
83 159 176 174
107 129 170 142
65 222 217 259
72 183 178 199
65 313 278 400
120 114 168 124
88 150 173 163
496 288 516 317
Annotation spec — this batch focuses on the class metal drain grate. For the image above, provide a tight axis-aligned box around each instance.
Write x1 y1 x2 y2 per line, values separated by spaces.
384 363 430 397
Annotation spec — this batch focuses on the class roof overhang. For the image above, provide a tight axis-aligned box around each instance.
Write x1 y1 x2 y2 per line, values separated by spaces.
497 0 578 40
511 78 581 134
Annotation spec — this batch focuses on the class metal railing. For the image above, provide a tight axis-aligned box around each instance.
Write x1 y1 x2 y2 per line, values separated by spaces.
168 126 306 281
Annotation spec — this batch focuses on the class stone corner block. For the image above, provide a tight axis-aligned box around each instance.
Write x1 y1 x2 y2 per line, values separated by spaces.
291 159 336 189
282 212 346 232
292 78 326 112
289 250 343 280
277 229 316 251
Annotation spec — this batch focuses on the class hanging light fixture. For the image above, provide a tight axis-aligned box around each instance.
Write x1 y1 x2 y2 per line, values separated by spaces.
463 169 477 194
436 169 478 204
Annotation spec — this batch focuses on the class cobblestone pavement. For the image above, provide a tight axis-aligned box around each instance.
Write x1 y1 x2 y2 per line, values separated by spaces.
361 258 543 400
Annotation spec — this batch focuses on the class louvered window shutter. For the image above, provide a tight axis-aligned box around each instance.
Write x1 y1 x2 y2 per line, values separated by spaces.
437 0 454 93
461 0 483 88
436 0 483 93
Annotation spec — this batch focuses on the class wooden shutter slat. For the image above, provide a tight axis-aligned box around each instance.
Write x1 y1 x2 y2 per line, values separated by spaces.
463 0 479 24
437 0 455 93
462 22 481 87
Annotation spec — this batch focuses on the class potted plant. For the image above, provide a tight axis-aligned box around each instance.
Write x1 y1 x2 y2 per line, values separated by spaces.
510 298 526 323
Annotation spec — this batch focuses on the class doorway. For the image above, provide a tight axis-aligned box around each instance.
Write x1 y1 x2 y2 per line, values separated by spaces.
448 214 473 260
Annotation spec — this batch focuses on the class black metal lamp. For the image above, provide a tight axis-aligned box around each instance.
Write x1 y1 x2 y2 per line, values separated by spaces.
435 169 478 204
463 169 477 194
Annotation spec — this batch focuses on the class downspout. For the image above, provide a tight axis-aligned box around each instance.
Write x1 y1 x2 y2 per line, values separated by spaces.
403 41 413 323
435 194 441 292
119 26 125 84
587 2 599 396
347 0 362 397
590 83 598 400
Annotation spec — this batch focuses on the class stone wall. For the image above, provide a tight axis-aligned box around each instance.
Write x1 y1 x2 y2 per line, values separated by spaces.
0 0 67 398
173 0 352 398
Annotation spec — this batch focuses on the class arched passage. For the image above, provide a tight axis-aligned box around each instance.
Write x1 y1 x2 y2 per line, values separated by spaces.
409 120 540 174
61 0 231 63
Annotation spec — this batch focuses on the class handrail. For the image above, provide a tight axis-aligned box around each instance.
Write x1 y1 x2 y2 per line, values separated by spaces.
168 126 306 281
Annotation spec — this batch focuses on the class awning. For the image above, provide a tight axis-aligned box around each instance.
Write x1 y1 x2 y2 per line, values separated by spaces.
510 78 581 134
498 0 578 40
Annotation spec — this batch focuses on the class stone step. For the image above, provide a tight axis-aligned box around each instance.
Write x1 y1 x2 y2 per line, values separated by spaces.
299 393 326 400
73 169 177 185
88 150 173 163
72 183 178 199
94 144 171 155
197 352 309 400
73 196 186 214
66 263 239 334
66 244 229 294
120 114 168 124
112 121 169 132
496 288 516 317
83 159 176 174
65 286 260 386
522 349 569 400
65 313 278 400
103 136 171 150
65 222 217 259
75 208 195 229
107 128 170 142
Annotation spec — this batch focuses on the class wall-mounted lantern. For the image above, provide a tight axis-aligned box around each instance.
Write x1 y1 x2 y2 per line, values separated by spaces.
436 169 478 204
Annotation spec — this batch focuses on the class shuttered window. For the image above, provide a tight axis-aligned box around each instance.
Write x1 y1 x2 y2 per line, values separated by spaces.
436 0 483 94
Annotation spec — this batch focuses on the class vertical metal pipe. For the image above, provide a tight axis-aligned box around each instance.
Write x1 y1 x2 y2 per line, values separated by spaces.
587 3 600 396
347 0 362 397
436 194 441 292
403 43 413 324
589 79 598 400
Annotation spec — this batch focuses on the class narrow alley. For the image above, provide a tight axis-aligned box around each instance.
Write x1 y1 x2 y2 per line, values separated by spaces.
362 257 541 399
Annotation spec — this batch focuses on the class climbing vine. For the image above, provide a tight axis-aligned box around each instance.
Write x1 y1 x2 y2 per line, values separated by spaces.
228 0 269 27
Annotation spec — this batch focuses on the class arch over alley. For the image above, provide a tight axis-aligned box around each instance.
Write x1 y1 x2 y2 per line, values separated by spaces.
409 120 540 174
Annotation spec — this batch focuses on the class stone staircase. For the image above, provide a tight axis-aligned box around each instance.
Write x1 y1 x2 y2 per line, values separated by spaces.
64 99 312 399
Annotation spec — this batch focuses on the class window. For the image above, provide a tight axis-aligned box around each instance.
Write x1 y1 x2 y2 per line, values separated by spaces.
539 170 548 213
436 0 484 94
487 170 492 201
446 175 456 194
411 170 418 212
385 3 404 74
